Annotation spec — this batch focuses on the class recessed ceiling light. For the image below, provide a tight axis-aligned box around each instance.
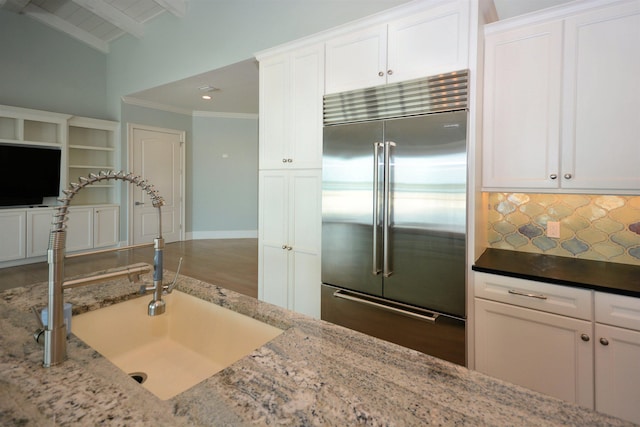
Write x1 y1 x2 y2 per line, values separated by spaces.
198 85 219 101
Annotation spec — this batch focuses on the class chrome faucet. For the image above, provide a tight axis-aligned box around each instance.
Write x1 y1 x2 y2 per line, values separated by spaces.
43 171 169 367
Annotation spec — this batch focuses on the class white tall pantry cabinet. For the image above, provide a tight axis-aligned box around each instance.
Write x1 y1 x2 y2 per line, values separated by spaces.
257 44 324 318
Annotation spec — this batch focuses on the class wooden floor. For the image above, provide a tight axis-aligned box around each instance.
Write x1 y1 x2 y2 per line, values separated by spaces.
0 239 258 297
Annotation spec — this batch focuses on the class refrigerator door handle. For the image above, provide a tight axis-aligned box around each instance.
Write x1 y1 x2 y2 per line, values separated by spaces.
383 141 395 278
333 289 440 323
372 142 383 276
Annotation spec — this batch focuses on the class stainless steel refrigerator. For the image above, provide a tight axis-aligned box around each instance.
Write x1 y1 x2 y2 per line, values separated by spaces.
321 71 468 365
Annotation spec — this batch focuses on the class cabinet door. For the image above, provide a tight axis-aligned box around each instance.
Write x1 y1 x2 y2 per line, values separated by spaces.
482 21 563 189
290 46 324 169
289 170 321 318
26 208 54 257
387 1 469 83
325 25 387 94
66 207 93 252
258 170 322 318
259 55 289 169
595 323 640 424
258 171 289 307
94 206 119 248
0 210 26 261
475 298 594 408
561 2 640 191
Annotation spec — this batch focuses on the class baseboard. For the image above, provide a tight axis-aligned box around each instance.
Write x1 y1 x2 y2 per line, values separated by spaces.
187 230 258 240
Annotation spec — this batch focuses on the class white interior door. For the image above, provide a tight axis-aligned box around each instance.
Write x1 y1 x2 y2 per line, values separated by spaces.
129 124 184 244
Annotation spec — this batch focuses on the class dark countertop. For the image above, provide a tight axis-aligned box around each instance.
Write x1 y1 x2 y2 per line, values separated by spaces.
473 248 640 298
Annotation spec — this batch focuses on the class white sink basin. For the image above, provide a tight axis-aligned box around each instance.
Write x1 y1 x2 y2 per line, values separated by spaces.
72 290 283 400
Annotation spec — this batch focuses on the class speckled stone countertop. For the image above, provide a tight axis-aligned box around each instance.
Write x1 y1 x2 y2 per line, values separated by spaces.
0 265 635 426
473 248 640 297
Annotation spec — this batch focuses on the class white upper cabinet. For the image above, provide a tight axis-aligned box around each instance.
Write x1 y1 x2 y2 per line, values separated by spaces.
482 21 563 189
560 2 640 191
259 44 324 170
325 0 469 94
482 0 640 193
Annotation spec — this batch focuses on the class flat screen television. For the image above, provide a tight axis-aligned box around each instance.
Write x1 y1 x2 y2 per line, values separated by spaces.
0 144 62 207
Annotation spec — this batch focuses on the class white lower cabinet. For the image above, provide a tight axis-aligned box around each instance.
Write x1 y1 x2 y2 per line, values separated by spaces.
258 169 321 318
475 298 594 407
67 205 120 252
26 208 55 257
475 272 640 423
0 205 120 263
0 210 26 262
93 205 119 248
594 292 640 424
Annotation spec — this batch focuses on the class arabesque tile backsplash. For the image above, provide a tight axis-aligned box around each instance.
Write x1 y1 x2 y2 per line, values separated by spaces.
486 193 640 266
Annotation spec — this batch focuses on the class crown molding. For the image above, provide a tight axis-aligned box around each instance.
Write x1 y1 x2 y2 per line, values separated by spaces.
193 111 258 120
121 96 193 115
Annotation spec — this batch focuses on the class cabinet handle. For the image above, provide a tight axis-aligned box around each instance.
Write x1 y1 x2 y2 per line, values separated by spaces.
507 289 548 300
282 245 292 251
564 173 572 179
580 334 590 342
387 69 393 75
549 174 558 180
599 338 609 346
378 71 384 77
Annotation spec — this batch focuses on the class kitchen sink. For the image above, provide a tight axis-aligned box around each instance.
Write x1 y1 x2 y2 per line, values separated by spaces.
72 290 283 399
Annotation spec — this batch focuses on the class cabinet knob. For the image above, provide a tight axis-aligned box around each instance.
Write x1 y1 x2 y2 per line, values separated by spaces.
580 334 590 342
287 158 293 163
282 158 287 163
282 245 287 249
387 69 393 75
549 174 558 180
599 337 609 346
564 173 572 180
378 71 384 77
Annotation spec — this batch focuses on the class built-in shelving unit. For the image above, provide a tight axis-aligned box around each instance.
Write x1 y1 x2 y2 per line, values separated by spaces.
0 105 121 266
0 105 70 148
67 116 119 205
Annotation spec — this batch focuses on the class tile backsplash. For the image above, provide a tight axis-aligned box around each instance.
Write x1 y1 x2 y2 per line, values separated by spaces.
486 193 640 266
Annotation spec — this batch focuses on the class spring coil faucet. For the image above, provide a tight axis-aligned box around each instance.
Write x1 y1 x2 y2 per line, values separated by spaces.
44 170 166 367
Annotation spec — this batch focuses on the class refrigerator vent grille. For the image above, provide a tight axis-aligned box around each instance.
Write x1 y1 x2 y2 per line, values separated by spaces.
323 70 468 125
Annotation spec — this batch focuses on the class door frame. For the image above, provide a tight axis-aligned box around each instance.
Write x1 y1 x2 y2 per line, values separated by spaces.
127 123 186 245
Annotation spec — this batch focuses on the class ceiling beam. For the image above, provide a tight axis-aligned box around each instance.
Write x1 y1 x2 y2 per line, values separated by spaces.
0 0 30 13
23 3 109 53
71 0 144 39
153 0 187 18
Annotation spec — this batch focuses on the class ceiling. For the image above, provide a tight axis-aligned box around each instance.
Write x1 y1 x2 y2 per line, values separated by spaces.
123 0 576 117
0 0 187 53
2 0 575 116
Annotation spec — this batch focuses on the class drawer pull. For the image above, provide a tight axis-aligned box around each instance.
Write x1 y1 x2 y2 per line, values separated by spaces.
508 289 548 300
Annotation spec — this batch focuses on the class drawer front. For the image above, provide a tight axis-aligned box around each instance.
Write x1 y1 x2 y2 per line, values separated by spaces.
595 292 640 331
474 272 592 320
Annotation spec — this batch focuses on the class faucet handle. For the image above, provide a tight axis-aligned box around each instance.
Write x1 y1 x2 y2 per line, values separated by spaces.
164 257 183 294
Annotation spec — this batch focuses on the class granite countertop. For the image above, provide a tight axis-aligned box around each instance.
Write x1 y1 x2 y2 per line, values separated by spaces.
0 266 634 426
473 248 640 297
